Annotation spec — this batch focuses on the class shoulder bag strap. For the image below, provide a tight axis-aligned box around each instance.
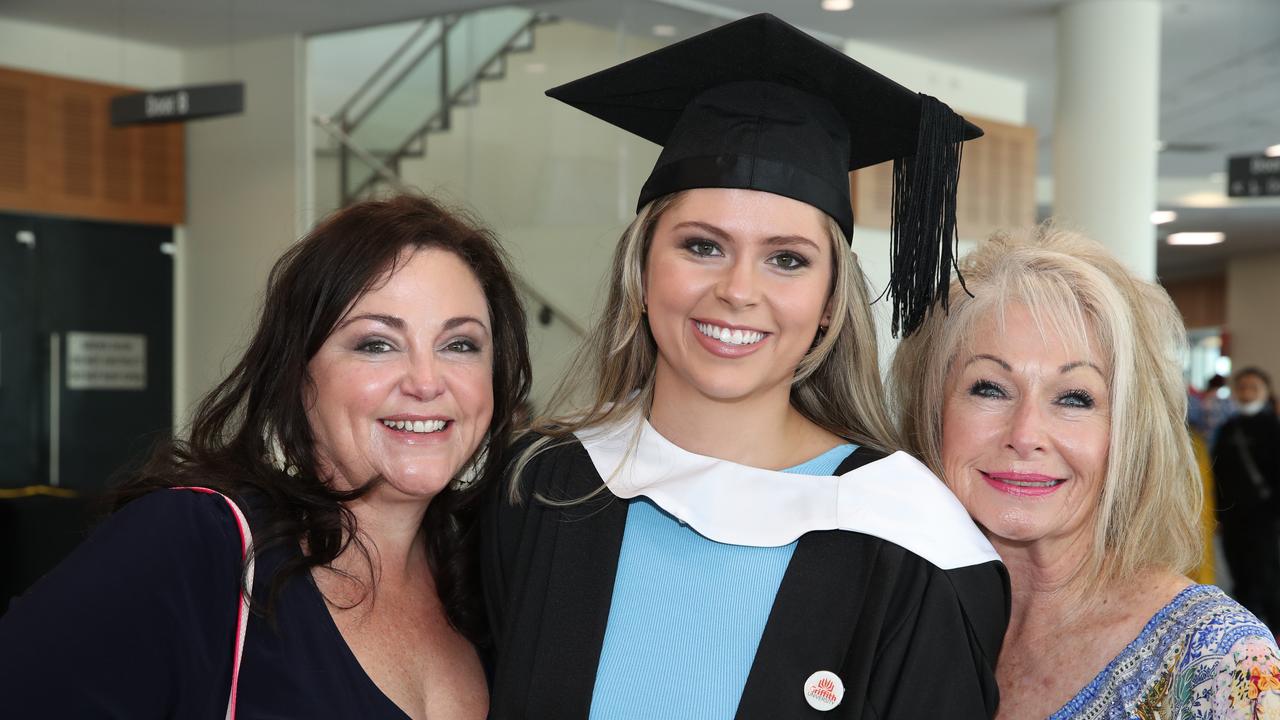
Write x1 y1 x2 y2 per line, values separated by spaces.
171 487 256 720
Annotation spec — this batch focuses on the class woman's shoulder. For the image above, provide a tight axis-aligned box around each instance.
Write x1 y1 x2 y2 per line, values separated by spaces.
0 490 248 716
2 488 243 639
1172 586 1278 663
1169 585 1274 648
833 447 1003 574
503 430 598 499
821 448 1010 653
1157 586 1280 718
112 487 244 553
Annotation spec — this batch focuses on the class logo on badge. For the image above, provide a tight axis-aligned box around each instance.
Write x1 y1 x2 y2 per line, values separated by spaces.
804 670 844 711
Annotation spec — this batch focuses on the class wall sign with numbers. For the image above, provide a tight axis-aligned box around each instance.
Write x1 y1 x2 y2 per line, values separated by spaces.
109 82 244 126
1227 154 1280 198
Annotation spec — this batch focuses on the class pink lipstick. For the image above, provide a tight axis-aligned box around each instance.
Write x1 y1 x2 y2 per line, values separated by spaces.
981 471 1065 497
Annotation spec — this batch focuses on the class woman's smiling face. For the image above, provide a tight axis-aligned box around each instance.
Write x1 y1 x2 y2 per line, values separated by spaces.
643 187 834 405
304 247 495 500
940 303 1112 551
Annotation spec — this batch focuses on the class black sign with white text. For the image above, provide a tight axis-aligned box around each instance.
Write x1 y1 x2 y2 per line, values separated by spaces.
1227 154 1280 198
110 82 244 126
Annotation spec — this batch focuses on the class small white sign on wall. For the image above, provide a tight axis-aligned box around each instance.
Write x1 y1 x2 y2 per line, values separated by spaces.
66 332 146 390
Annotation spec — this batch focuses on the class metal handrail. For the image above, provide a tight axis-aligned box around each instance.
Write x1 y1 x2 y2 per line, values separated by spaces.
332 19 433 126
314 114 404 188
347 15 458 133
512 276 587 337
312 112 587 340
346 14 543 200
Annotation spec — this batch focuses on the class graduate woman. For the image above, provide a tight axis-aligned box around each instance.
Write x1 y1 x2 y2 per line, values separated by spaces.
484 15 1009 720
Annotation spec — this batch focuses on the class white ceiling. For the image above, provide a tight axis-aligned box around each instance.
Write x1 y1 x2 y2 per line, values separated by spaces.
0 0 514 46
696 1 1280 174
3 0 1277 277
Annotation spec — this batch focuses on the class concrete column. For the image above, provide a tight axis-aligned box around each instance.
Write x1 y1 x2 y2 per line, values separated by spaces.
1053 0 1161 280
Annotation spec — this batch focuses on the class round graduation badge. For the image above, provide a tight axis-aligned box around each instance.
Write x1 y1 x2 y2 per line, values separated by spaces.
803 670 845 711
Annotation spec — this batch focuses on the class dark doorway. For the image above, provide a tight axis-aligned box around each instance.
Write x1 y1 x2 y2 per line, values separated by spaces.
0 212 173 605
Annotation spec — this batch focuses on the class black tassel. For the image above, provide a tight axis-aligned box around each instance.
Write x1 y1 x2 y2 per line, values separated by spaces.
888 94 969 338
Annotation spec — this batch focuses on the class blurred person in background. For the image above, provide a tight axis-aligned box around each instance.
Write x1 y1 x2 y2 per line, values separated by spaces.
1198 373 1235 446
1213 367 1280 627
1189 412 1218 586
1186 379 1222 585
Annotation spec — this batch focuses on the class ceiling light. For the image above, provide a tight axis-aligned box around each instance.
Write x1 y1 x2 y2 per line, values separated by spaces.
1176 191 1229 208
822 0 855 10
1150 210 1177 225
1266 144 1280 158
1167 232 1224 246
653 24 677 37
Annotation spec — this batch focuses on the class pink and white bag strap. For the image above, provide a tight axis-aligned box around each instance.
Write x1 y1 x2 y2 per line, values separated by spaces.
172 487 256 720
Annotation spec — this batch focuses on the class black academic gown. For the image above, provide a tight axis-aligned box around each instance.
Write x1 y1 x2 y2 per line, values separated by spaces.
483 440 1011 719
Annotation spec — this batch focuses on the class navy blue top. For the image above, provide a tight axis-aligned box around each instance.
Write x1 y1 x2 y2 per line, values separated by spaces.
0 489 411 719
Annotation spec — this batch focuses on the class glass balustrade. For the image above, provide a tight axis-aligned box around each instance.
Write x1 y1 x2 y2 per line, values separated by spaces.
330 6 537 201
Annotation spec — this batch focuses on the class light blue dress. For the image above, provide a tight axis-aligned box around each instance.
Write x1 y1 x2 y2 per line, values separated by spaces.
588 444 856 720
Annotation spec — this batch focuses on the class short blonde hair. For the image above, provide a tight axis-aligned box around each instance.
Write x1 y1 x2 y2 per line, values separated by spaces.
511 191 898 501
890 224 1202 585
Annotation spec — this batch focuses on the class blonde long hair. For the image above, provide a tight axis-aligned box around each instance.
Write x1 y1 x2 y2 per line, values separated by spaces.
510 191 898 501
890 224 1202 586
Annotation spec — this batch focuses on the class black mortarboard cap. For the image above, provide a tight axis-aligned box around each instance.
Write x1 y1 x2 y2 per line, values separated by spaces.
546 13 982 337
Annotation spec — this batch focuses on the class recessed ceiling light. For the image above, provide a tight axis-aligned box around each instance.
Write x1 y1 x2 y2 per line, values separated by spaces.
1266 144 1280 158
653 24 677 37
1167 232 1224 246
1150 210 1177 225
822 0 855 10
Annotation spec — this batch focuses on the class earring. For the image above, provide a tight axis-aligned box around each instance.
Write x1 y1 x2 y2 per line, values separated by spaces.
266 432 300 477
449 443 487 491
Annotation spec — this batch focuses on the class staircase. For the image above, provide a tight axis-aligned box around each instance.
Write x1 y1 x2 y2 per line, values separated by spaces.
314 6 551 206
310 5 587 382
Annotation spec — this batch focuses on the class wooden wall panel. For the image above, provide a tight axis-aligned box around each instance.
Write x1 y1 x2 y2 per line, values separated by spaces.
850 115 1038 241
0 67 184 225
50 81 98 202
0 70 48 211
1164 273 1227 329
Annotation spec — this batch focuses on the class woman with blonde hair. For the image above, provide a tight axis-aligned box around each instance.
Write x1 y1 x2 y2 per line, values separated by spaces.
892 224 1280 719
483 14 1009 720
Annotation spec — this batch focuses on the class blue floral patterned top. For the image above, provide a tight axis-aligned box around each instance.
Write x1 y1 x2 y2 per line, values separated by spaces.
1049 584 1280 719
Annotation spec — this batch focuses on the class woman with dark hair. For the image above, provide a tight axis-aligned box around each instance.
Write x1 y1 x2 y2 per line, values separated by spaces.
1213 366 1280 627
0 194 531 719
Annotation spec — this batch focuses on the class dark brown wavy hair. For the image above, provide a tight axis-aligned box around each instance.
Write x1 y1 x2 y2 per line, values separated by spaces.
114 194 530 647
